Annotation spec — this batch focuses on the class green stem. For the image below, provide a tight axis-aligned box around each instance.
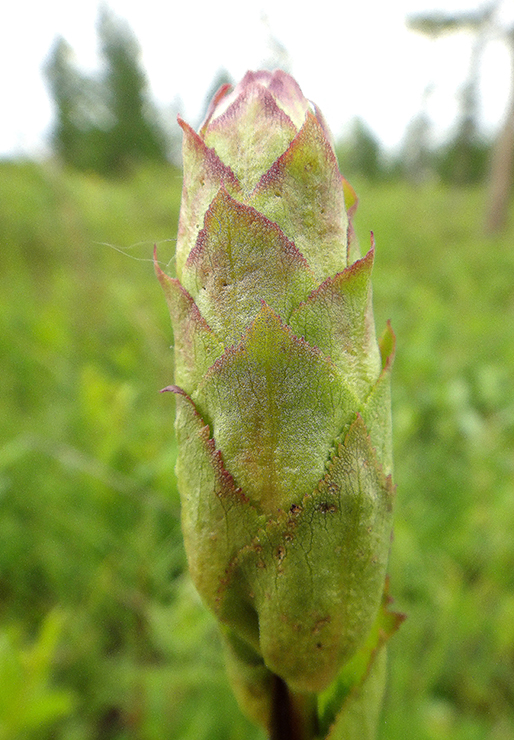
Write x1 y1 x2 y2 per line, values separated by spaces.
270 675 318 740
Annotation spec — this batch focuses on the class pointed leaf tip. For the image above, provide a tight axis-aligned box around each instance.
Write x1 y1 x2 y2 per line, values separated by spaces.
342 176 358 214
379 320 396 371
199 82 233 135
160 384 185 394
182 187 316 345
193 302 358 513
248 110 348 280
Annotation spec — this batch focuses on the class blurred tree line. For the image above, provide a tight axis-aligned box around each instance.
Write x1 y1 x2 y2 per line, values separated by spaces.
44 3 514 234
335 115 492 186
406 1 514 233
43 5 493 185
336 0 514 239
44 7 171 176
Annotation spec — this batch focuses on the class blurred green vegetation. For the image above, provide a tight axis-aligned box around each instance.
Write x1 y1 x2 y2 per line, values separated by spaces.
1 160 513 739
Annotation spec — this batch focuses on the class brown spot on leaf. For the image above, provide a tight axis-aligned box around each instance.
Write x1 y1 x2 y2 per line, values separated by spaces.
313 616 331 634
317 502 337 514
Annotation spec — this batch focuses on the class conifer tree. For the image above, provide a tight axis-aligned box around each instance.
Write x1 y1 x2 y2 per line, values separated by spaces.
44 38 103 170
44 8 169 174
98 7 168 172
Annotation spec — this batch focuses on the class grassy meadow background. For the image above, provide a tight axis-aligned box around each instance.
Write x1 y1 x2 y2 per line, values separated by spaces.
1 157 514 739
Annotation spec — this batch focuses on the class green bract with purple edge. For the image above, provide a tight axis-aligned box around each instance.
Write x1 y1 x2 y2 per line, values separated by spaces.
156 70 399 735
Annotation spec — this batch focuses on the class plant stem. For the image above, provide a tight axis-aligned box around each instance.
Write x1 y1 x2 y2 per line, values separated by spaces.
270 675 318 740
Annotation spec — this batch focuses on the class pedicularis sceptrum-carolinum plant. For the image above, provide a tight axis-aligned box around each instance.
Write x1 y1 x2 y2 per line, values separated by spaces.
156 70 403 740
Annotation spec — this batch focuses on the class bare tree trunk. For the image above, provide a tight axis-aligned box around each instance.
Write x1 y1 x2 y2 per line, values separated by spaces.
485 31 514 234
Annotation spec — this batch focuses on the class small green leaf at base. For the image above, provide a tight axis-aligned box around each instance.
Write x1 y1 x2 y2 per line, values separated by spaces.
317 584 405 739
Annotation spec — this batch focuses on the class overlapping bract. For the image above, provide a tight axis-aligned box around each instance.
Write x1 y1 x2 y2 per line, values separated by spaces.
157 70 397 723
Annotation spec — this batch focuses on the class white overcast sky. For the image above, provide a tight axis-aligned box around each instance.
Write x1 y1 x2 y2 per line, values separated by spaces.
2 0 514 158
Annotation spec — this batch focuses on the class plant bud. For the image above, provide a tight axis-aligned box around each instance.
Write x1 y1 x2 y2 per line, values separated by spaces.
157 70 397 726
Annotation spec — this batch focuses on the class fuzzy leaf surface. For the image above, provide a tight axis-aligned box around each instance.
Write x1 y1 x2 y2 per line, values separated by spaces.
193 304 359 513
182 189 317 346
